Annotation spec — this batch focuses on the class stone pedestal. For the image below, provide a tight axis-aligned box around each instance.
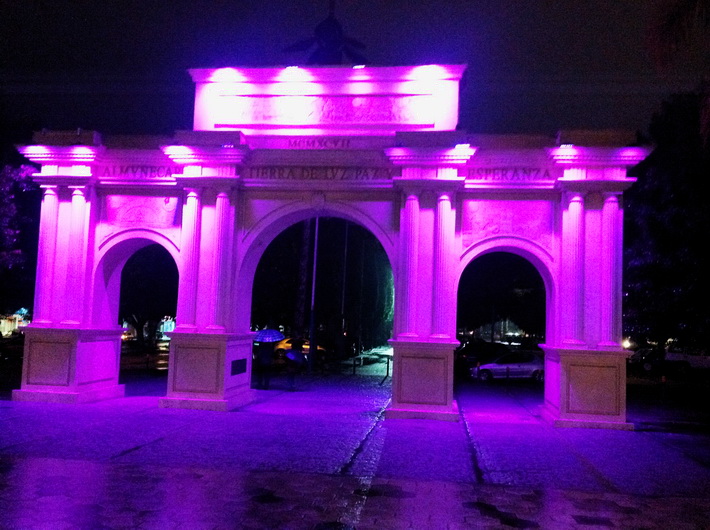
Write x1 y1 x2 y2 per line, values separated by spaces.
541 346 633 430
13 327 125 403
386 340 459 421
159 331 255 411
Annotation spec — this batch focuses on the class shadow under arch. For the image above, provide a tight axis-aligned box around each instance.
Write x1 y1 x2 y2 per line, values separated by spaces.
459 236 556 345
233 203 395 332
92 230 180 329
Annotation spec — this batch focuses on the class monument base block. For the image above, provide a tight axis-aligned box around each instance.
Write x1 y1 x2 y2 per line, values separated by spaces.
13 326 124 405
162 331 255 411
388 339 458 422
541 345 633 430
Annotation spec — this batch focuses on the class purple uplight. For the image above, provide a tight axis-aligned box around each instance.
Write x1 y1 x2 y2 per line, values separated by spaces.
209 68 248 83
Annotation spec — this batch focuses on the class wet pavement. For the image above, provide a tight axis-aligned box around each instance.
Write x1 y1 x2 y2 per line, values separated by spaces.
1 362 710 529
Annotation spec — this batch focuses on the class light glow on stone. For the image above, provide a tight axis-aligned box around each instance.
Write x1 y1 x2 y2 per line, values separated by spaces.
278 66 315 83
70 146 96 160
22 145 51 157
209 68 248 83
163 145 194 157
408 64 451 81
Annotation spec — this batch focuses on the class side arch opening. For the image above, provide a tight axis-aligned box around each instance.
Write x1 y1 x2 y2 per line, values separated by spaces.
93 239 178 396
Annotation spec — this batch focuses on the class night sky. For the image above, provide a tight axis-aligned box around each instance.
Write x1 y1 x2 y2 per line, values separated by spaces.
0 1 703 138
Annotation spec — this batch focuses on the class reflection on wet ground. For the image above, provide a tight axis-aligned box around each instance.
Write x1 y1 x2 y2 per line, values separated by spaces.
1 366 710 528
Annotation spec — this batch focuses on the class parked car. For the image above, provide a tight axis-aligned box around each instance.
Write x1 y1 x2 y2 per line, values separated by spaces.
454 340 511 378
664 349 710 371
627 345 710 375
273 338 326 368
473 351 544 382
627 347 666 373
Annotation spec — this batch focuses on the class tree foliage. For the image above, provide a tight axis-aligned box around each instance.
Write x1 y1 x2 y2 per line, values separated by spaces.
624 93 710 347
0 165 35 271
648 0 710 141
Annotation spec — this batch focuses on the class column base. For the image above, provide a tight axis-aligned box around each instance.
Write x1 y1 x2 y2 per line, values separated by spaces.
12 384 125 404
541 406 633 430
541 345 632 430
160 388 256 412
385 400 459 422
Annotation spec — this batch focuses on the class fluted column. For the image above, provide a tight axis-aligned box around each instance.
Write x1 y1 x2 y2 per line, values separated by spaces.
62 186 88 325
432 191 455 338
399 191 420 337
176 188 201 330
561 191 585 345
205 189 232 331
33 186 59 324
600 193 622 346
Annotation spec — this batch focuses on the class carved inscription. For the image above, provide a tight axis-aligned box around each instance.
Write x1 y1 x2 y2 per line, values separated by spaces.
462 200 554 250
247 166 394 181
467 167 556 181
217 95 433 126
105 195 178 227
98 165 178 179
286 138 352 149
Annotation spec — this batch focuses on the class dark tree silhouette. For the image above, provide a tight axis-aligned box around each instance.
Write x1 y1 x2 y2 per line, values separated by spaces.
648 0 710 141
624 93 710 348
0 164 38 314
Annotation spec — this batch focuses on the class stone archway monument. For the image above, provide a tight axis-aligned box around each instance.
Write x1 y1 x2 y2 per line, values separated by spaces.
16 64 647 429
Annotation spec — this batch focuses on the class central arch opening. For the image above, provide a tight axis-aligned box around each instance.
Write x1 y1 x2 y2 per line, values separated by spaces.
250 216 394 389
456 251 546 392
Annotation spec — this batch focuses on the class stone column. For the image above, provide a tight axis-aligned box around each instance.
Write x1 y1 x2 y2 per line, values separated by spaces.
205 189 233 331
432 190 455 338
600 193 622 346
561 191 585 345
62 186 88 325
399 190 420 338
176 188 201 331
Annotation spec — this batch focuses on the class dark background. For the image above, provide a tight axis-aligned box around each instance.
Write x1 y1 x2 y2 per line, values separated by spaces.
1 1 702 139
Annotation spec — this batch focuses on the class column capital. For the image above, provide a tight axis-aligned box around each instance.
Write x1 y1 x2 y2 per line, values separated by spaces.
385 145 476 167
549 145 648 193
162 145 250 166
547 146 649 167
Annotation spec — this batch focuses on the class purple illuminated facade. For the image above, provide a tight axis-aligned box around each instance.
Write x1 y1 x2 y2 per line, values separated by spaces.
16 65 647 428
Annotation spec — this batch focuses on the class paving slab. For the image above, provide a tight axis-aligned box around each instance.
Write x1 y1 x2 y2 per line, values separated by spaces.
1 368 710 528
